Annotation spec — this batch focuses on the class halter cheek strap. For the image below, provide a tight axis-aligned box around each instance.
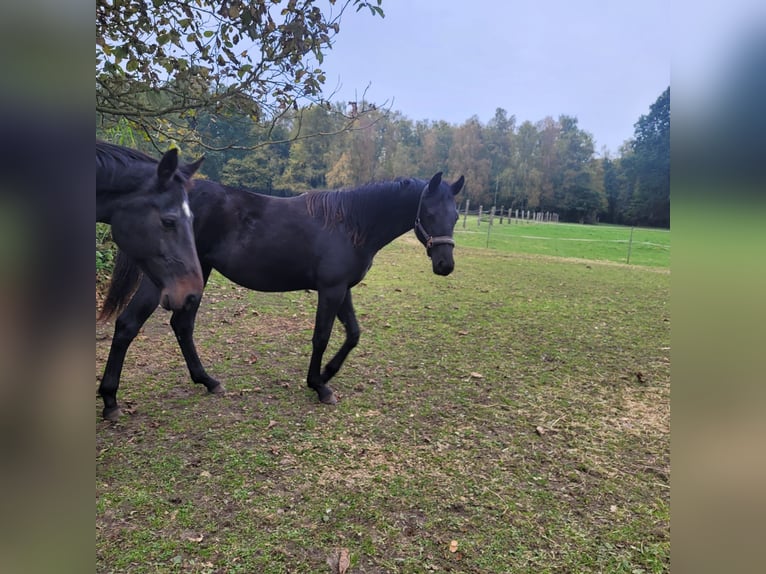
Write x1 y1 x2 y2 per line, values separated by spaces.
414 184 455 256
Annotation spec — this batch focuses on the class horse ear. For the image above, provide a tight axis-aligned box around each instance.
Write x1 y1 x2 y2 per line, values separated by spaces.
428 172 443 193
451 175 465 196
157 148 179 184
181 156 205 179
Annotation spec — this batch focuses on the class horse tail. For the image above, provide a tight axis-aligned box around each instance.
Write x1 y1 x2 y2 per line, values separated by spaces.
98 249 142 322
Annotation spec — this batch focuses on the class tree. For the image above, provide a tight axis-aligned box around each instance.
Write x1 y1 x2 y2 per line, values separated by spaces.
220 122 291 190
507 120 542 211
556 116 603 223
376 112 419 180
601 156 621 223
448 117 491 207
629 87 670 227
96 0 384 147
417 120 453 178
279 104 343 189
485 108 516 207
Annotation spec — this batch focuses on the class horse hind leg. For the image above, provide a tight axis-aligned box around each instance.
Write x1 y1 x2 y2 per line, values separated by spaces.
307 287 347 405
99 278 162 420
321 290 360 384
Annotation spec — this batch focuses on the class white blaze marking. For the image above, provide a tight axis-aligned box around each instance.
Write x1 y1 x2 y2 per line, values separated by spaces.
182 200 192 219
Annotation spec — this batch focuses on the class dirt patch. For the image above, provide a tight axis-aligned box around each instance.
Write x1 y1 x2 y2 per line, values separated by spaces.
617 391 670 438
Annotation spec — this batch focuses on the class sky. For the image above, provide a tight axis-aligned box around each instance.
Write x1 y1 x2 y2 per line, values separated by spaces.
319 0 671 156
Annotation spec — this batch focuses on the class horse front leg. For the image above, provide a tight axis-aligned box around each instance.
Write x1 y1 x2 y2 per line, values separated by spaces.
321 289 360 384
170 267 223 395
99 277 162 420
307 287 346 404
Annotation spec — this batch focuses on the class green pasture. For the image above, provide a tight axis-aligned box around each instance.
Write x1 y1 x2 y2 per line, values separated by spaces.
454 217 670 268
97 236 670 573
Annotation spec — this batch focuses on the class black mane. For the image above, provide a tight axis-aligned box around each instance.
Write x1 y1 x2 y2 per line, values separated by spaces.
305 179 422 247
96 140 158 170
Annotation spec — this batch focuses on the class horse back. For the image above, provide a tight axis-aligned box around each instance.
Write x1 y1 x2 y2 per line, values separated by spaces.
188 182 369 292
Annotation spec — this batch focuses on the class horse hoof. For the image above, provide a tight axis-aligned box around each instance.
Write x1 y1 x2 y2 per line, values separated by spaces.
318 388 338 405
103 407 122 421
208 383 225 395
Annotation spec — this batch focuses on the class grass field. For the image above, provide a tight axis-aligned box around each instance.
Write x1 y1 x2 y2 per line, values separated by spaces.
455 218 670 268
96 230 670 573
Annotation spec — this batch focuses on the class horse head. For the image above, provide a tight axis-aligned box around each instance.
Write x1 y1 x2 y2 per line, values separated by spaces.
414 172 465 276
108 148 206 310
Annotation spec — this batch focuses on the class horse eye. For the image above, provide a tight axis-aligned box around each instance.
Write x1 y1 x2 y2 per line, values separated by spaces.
161 217 177 229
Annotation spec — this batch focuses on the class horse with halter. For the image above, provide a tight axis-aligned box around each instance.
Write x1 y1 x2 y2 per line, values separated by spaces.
98 172 464 420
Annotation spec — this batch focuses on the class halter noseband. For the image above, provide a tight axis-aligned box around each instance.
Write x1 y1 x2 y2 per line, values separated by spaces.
414 183 455 257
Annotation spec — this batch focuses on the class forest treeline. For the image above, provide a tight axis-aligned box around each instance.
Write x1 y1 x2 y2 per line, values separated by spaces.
97 87 669 228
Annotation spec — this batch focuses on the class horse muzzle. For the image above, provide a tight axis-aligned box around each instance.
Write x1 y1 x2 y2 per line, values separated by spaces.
432 259 454 276
429 243 455 276
159 273 204 311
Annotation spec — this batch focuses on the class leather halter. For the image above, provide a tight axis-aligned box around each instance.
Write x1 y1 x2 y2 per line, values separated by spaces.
414 183 455 257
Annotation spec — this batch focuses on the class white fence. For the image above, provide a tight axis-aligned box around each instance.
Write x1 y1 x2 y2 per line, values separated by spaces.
461 200 559 229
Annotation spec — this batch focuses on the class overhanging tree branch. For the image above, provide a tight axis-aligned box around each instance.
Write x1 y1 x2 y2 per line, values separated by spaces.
97 0 385 149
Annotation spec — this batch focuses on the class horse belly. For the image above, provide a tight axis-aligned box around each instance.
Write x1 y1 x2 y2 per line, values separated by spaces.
217 254 316 293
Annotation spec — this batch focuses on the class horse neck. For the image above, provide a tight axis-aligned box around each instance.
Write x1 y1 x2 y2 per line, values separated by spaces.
362 181 424 252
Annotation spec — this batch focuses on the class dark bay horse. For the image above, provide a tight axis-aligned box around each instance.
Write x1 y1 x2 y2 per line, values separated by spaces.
98 172 465 420
96 140 205 311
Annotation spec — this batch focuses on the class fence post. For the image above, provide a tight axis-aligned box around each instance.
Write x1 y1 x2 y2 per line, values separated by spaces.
478 205 483 226
486 206 495 247
462 198 470 228
499 205 504 224
626 226 635 264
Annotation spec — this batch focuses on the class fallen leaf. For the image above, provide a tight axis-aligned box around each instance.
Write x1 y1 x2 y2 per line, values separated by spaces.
458 330 469 336
267 420 278 429
338 547 350 574
449 540 459 553
470 372 483 379
186 533 203 543
199 470 212 478
535 426 546 436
